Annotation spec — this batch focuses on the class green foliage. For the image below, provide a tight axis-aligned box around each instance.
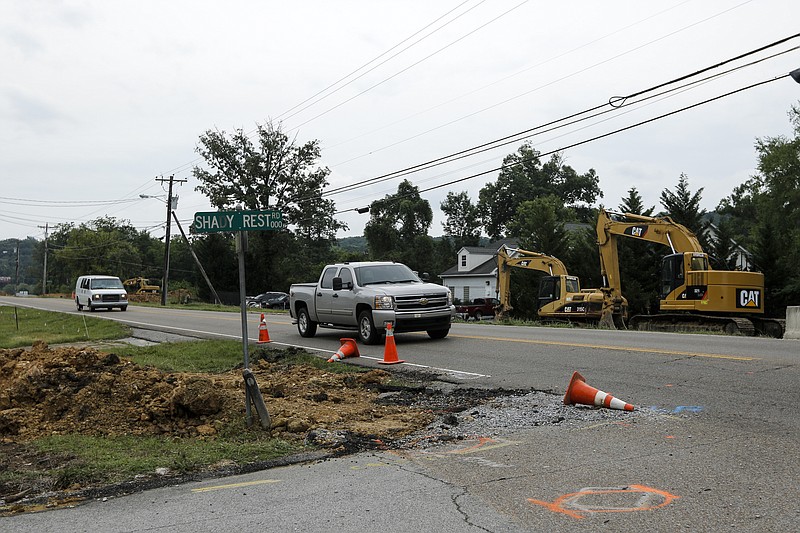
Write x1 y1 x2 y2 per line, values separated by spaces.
478 145 602 239
192 121 346 297
42 217 161 292
1 237 41 293
440 191 481 248
716 102 800 315
364 180 436 273
0 306 130 348
32 433 300 489
508 196 571 257
614 187 660 315
659 173 710 249
111 339 246 372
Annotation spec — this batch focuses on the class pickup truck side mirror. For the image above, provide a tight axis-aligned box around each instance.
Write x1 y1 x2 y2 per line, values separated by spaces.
332 277 342 291
419 272 430 281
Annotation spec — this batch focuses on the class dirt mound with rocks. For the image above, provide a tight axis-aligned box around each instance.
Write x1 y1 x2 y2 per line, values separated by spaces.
0 341 435 443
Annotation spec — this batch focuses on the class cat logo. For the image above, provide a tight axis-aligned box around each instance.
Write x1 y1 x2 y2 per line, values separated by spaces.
736 289 761 309
624 225 647 238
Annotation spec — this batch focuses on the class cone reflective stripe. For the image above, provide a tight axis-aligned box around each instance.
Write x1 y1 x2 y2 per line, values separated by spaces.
563 371 634 411
327 338 360 363
257 313 271 344
379 323 405 365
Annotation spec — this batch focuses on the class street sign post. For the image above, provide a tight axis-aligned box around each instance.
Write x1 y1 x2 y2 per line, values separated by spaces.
192 208 283 426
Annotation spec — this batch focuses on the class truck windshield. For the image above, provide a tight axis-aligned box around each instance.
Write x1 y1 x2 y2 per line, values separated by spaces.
354 264 421 286
91 278 124 289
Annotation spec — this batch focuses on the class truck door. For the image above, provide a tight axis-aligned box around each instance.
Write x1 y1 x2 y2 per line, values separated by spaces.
330 267 357 325
315 267 338 323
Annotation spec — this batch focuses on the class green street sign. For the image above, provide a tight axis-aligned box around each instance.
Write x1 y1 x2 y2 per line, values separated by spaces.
192 210 283 233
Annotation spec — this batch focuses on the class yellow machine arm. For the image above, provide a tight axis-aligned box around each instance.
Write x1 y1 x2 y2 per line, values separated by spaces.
595 209 704 302
496 245 570 317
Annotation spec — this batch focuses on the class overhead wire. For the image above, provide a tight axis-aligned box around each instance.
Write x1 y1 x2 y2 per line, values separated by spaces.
157 1 490 179
318 36 800 200
325 73 790 218
328 0 758 168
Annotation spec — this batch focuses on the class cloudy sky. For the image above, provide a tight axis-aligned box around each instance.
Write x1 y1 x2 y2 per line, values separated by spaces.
1 0 799 243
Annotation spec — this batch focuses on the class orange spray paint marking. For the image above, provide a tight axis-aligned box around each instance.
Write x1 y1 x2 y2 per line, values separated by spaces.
528 484 679 520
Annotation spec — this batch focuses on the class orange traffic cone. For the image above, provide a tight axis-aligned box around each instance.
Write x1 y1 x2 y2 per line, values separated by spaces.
257 313 271 344
379 323 405 365
563 371 634 411
327 338 360 362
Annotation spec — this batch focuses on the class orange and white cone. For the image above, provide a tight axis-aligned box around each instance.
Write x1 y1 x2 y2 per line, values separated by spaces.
327 338 360 362
379 323 405 365
257 313 271 344
563 371 634 411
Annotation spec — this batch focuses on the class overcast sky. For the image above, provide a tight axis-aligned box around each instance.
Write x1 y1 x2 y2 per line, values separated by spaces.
1 0 799 244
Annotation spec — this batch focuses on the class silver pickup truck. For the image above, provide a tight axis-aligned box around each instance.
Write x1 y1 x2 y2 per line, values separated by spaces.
289 261 455 344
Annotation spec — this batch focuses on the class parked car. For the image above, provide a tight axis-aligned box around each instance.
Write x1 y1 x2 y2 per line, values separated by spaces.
455 297 499 321
246 291 289 309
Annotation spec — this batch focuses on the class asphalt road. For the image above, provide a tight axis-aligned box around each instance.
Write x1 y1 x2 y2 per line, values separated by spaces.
2 296 799 532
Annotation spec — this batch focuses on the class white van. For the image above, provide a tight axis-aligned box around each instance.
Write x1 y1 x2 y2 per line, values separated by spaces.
75 275 128 312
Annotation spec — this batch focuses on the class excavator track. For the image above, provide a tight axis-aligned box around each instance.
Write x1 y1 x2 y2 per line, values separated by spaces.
628 314 757 336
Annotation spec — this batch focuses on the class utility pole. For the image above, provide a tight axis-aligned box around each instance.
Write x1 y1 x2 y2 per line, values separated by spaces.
14 240 20 295
38 223 49 295
155 175 186 306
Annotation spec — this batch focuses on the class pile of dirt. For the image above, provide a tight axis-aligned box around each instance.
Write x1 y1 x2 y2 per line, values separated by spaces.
0 342 437 443
0 341 455 508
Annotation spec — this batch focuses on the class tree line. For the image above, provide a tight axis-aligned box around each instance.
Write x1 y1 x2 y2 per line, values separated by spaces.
5 104 799 318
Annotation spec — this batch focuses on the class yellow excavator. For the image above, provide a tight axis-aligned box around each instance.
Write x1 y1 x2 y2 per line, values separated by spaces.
496 245 627 325
596 209 784 337
123 277 161 294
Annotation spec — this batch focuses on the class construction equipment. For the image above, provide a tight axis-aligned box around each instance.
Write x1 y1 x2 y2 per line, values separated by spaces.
496 245 627 325
596 209 784 337
123 277 161 294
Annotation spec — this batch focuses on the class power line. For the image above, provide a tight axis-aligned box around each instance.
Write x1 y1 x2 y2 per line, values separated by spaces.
331 74 789 217
318 35 800 200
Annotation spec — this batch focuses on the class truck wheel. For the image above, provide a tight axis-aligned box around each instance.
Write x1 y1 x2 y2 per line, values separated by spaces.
474 310 483 321
427 328 450 340
297 306 317 338
120 306 127 312
357 311 381 345
76 298 83 311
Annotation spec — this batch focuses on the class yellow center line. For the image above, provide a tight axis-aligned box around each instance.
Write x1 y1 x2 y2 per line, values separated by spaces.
448 333 757 361
191 479 281 493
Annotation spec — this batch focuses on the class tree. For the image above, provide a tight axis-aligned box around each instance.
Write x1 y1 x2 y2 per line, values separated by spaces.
364 180 434 272
507 196 570 257
614 187 660 315
440 191 481 249
47 217 153 291
659 173 709 248
618 187 654 216
707 218 741 270
478 144 602 240
193 121 346 294
717 103 800 314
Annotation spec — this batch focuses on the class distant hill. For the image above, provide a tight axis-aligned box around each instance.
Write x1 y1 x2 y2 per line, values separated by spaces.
336 236 368 253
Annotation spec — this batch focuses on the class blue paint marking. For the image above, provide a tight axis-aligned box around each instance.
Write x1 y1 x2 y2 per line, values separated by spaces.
672 406 703 414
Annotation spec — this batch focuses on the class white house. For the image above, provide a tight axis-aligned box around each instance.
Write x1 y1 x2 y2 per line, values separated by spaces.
439 240 517 303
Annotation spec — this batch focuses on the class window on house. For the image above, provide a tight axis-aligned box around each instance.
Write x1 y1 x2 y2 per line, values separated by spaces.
463 286 470 302
461 255 467 267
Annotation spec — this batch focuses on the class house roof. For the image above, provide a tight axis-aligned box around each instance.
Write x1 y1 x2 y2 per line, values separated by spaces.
440 256 497 278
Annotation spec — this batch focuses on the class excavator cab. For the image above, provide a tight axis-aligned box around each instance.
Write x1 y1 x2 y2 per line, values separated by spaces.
537 276 561 309
660 252 710 301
